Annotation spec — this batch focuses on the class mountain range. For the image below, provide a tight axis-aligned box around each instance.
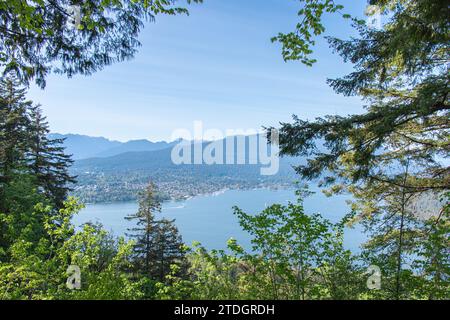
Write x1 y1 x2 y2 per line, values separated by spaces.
57 133 301 203
48 133 179 160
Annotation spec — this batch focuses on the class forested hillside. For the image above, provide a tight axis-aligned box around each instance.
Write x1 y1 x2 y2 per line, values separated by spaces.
70 137 299 202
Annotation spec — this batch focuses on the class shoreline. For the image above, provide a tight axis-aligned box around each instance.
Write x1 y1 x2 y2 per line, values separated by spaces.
79 184 296 206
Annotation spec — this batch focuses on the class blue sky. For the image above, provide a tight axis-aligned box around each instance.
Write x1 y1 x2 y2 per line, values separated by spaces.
28 0 368 142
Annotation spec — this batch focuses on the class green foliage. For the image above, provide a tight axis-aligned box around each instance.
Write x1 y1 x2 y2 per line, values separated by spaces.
0 196 146 300
274 0 448 193
0 0 203 88
0 175 447 300
272 0 449 300
232 190 362 300
125 183 187 297
271 0 357 65
27 105 75 208
57 222 145 300
156 189 448 301
0 76 75 211
0 79 146 299
0 1 448 301
411 193 450 300
156 191 364 300
0 198 80 299
0 75 31 192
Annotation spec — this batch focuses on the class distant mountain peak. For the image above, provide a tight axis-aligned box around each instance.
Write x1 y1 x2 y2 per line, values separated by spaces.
49 133 177 160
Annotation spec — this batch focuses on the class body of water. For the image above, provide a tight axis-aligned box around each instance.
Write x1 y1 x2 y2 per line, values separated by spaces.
73 187 365 251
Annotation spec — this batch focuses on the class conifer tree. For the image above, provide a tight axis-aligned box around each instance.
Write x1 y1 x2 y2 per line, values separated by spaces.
126 183 162 277
1 0 202 88
0 76 75 253
412 193 450 300
273 0 448 194
0 76 30 191
0 76 32 250
270 0 449 299
357 160 421 299
150 218 186 282
125 183 186 282
27 105 75 208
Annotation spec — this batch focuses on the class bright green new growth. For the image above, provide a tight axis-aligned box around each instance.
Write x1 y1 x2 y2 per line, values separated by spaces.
270 0 449 300
0 0 448 301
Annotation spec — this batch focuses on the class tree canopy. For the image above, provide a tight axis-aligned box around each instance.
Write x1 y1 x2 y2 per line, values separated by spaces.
270 1 449 299
0 0 202 88
271 0 449 197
